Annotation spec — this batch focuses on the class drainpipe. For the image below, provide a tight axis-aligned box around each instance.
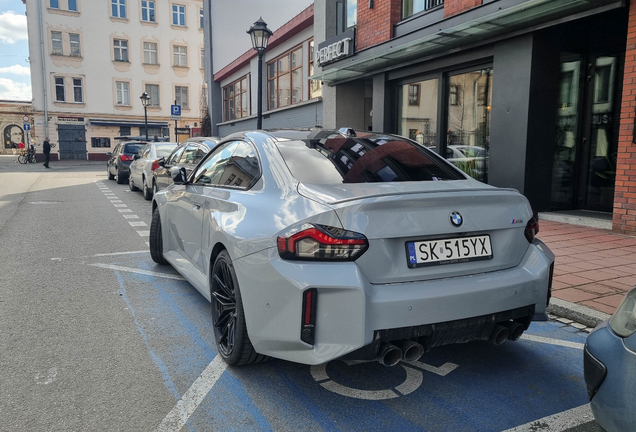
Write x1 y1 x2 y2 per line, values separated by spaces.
37 0 49 138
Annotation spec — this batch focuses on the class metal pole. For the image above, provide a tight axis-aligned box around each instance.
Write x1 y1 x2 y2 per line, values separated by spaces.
174 99 178 142
144 105 149 141
257 51 263 130
37 0 49 138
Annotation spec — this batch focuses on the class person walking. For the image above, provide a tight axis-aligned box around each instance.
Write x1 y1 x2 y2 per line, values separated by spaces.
43 137 51 168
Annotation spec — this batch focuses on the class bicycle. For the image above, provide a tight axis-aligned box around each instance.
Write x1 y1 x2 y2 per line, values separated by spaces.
18 149 37 164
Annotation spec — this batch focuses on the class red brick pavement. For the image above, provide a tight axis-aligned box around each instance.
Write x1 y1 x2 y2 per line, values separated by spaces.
538 220 636 315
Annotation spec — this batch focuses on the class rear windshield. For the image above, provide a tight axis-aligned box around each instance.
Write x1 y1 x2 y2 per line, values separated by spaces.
156 145 178 158
275 135 465 184
123 143 145 154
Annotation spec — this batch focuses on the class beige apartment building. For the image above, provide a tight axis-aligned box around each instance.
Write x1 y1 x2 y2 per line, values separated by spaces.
24 0 206 160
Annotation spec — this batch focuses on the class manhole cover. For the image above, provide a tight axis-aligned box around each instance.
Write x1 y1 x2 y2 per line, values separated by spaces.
28 201 61 205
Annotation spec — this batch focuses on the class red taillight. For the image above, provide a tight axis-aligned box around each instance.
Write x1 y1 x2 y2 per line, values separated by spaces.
151 160 160 171
277 224 368 261
120 154 133 162
525 212 539 243
301 288 317 345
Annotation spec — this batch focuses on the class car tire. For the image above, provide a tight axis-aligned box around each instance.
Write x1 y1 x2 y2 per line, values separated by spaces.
210 250 269 366
129 175 139 191
108 166 115 180
143 176 152 200
152 179 159 196
149 207 168 265
116 167 125 184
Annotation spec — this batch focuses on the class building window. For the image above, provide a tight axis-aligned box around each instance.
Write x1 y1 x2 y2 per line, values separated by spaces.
119 126 131 136
50 0 59 8
223 75 249 121
173 46 187 66
91 137 111 148
141 1 155 22
408 84 420 106
114 39 129 62
51 31 63 55
199 8 204 29
336 0 356 34
116 81 130 105
111 0 126 18
145 84 160 107
73 78 83 102
68 0 77 11
200 49 205 69
172 4 186 26
445 68 493 183
69 34 81 56
143 42 158 64
267 46 303 110
402 0 444 19
140 126 162 137
449 85 458 106
55 77 65 102
308 39 322 99
175 86 189 109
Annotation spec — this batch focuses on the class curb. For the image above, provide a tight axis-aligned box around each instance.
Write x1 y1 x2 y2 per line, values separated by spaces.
547 298 611 329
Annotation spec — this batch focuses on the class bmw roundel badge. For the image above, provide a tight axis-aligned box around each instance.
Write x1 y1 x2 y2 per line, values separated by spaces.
450 211 463 227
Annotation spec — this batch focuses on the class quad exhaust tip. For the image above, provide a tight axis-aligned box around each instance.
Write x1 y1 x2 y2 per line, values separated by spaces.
489 325 510 345
377 343 402 367
501 321 525 341
393 340 424 362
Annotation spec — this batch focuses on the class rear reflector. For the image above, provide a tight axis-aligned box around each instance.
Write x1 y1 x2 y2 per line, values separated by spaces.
301 288 317 345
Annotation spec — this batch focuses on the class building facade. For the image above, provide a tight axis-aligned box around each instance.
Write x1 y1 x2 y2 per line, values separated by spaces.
310 0 632 232
203 0 319 136
0 100 33 155
24 0 206 161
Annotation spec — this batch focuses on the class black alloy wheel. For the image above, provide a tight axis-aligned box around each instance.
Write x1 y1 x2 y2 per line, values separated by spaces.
107 164 115 180
129 175 139 191
116 166 125 184
143 176 152 200
210 251 268 366
149 207 168 265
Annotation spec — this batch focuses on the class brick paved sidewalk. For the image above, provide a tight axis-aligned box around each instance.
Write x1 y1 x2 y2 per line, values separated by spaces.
538 220 636 315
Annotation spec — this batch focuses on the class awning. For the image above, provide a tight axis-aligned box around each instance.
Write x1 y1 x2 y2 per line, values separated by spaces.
88 118 169 127
310 0 622 84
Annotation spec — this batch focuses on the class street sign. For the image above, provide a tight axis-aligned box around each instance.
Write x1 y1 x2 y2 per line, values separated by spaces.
22 115 29 122
23 124 31 131
171 104 181 120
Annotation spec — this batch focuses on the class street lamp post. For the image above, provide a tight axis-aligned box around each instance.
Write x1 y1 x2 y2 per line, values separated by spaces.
140 92 150 141
247 18 273 130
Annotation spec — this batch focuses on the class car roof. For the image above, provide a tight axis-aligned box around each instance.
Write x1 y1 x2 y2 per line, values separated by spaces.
263 128 402 142
184 136 220 143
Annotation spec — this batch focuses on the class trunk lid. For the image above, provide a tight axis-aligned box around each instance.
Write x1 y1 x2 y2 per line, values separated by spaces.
298 182 532 284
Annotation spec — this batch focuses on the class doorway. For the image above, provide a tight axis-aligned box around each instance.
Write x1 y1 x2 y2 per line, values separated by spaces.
551 53 622 213
58 124 87 160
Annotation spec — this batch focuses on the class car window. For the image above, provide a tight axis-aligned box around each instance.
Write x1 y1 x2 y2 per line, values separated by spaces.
167 146 186 165
275 136 464 184
179 144 201 165
113 144 121 154
139 145 150 158
219 141 260 188
193 141 240 186
156 145 177 158
123 143 144 154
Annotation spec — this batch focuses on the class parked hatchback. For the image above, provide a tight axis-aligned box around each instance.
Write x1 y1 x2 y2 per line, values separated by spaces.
106 141 146 184
151 139 219 194
128 142 178 200
149 129 554 367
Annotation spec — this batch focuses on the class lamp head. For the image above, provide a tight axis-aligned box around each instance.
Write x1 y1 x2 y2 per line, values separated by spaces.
247 17 273 53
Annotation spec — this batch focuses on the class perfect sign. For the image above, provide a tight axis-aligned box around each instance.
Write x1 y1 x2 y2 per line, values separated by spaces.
316 30 355 66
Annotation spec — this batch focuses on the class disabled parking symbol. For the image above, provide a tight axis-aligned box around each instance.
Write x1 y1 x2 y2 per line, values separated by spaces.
310 359 458 400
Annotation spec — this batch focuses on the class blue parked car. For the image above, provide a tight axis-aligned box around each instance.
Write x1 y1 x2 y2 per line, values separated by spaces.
585 287 636 432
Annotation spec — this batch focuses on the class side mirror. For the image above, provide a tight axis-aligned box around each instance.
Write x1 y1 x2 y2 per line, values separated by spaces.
157 157 166 167
170 166 188 185
106 152 112 157
133 154 140 160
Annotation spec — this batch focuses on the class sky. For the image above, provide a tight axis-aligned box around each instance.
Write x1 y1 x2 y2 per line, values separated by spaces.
0 0 30 100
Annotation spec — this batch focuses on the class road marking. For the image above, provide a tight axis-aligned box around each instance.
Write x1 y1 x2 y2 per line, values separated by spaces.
521 334 585 350
118 209 132 213
110 200 123 204
90 263 185 280
405 360 459 376
502 404 593 432
113 204 127 208
91 250 148 257
123 214 139 219
129 221 148 227
154 356 228 432
137 230 150 237
145 241 150 246
35 367 58 385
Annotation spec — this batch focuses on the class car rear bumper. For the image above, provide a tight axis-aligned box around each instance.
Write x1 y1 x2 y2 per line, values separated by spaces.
234 240 554 365
586 322 636 432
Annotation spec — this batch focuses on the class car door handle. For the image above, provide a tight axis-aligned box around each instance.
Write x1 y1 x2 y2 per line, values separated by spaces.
193 205 201 211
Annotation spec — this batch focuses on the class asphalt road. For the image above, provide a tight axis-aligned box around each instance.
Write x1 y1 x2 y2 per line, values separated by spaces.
0 162 606 432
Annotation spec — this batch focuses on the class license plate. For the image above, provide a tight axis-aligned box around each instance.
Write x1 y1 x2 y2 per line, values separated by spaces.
406 235 493 268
